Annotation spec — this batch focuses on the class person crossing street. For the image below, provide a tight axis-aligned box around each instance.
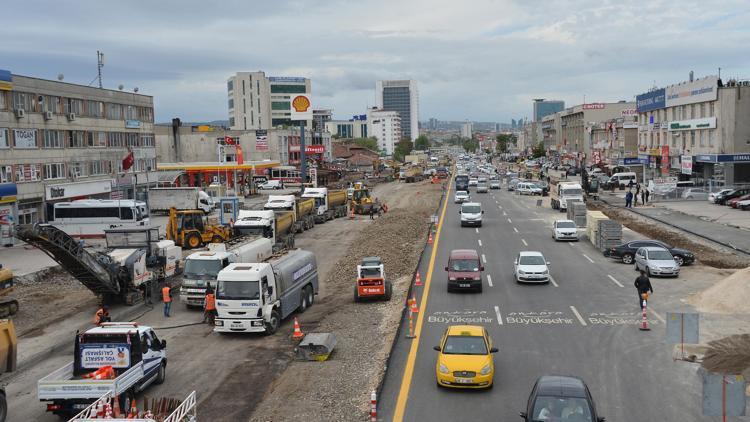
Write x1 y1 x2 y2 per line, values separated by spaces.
634 270 653 310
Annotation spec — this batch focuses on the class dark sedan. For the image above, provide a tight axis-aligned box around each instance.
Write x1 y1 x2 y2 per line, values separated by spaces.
716 188 750 205
520 375 605 422
603 240 695 266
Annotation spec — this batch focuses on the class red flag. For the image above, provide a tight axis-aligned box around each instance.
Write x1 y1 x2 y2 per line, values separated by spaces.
225 136 235 145
122 150 134 171
236 145 244 165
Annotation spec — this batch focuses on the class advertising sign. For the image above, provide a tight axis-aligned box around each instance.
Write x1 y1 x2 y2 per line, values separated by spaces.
582 103 605 110
666 76 718 107
46 180 112 200
661 145 670 176
255 130 268 151
290 95 312 121
668 117 717 131
125 120 142 129
13 129 36 148
0 69 12 91
268 76 306 83
621 108 637 116
681 155 693 175
80 343 131 369
636 88 666 113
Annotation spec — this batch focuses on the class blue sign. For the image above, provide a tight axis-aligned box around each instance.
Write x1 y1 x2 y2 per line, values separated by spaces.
636 88 666 113
0 69 12 91
622 157 648 165
125 120 141 129
697 154 750 164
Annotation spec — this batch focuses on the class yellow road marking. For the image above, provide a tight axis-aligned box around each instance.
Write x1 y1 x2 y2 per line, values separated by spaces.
392 170 452 421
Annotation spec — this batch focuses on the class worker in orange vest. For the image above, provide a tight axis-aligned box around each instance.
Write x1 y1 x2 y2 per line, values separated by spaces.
162 286 172 317
203 285 217 324
93 304 110 325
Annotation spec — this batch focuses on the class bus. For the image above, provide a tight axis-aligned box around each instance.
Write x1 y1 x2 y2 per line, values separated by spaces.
50 199 150 238
455 174 469 191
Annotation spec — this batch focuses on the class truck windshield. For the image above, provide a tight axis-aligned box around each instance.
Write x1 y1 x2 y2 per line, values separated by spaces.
360 267 381 278
217 280 260 300
184 259 223 279
451 259 479 272
462 205 481 214
562 188 583 195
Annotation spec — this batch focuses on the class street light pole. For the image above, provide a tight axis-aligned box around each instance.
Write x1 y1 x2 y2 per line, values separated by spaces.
300 120 306 194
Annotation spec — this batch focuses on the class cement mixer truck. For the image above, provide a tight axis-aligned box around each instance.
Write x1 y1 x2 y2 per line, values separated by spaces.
233 210 296 251
301 188 348 223
264 195 316 233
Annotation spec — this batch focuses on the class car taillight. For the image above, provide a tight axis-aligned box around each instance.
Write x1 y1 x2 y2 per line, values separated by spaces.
47 404 63 411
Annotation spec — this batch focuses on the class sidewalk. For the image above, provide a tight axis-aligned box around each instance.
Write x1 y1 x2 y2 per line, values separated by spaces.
599 191 750 255
0 242 58 277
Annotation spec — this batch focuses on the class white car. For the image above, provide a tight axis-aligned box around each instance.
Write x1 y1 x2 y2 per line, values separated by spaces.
708 189 733 203
634 246 680 277
469 178 479 187
516 182 542 195
514 251 550 283
552 219 579 241
490 180 501 189
476 183 489 193
454 191 470 203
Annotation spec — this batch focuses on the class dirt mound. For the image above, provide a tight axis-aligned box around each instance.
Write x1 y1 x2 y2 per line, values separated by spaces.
702 334 750 374
688 267 750 314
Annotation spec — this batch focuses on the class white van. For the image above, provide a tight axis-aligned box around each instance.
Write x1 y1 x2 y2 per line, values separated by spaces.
609 172 637 187
259 180 283 190
459 202 483 227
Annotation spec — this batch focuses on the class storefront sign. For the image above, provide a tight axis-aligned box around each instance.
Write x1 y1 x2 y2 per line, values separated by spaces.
636 88 666 113
583 103 606 110
668 117 716 131
255 130 268 151
125 120 141 129
13 129 36 148
623 123 639 129
661 145 670 176
621 109 637 117
45 179 112 200
289 145 325 154
647 148 661 156
681 155 693 175
660 122 669 130
0 183 16 205
80 343 130 369
666 76 718 107
622 157 648 165
695 154 750 163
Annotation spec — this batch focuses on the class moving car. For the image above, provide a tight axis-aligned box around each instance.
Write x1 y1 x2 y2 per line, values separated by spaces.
603 240 694 266
434 325 497 389
259 180 283 190
681 188 709 200
489 180 501 189
634 246 680 277
517 182 542 195
514 251 550 283
476 182 489 193
445 249 484 292
469 177 479 187
459 202 483 227
552 219 579 241
520 375 605 422
454 191 470 204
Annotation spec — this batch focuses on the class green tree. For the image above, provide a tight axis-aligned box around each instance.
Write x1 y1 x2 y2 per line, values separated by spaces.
352 137 379 152
394 139 414 161
462 138 479 153
531 142 546 158
414 135 430 151
495 133 515 153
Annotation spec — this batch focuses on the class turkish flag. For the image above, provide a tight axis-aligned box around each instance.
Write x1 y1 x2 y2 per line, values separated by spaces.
236 145 244 165
225 136 235 145
122 150 134 171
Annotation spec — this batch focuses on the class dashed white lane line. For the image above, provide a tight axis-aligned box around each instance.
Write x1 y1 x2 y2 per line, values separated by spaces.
503 211 507 216
478 239 483 247
607 274 624 287
475 228 479 234
513 227 519 233
570 306 588 326
507 218 512 223
494 305 503 325
521 239 528 246
499 205 503 209
582 254 595 264
482 254 487 264
651 309 666 324
487 274 493 287
549 276 559 287
568 242 575 247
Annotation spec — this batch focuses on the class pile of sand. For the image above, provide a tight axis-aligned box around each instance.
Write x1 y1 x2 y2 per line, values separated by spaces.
689 267 750 314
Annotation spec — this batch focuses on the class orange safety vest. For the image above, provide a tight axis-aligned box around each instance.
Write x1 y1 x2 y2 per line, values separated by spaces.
162 286 172 303
93 308 105 324
205 293 216 311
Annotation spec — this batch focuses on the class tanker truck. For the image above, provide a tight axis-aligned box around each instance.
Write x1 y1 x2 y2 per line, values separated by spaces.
301 188 348 223
264 195 316 233
214 249 318 335
233 210 296 251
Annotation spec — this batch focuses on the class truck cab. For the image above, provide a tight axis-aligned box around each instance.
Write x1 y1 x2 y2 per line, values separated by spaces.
264 195 296 211
302 188 329 218
552 182 584 211
235 210 276 239
354 256 392 302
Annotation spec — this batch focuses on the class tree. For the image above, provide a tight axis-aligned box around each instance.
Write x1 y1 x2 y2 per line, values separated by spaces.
495 133 515 154
414 135 430 151
352 137 379 152
462 138 479 153
394 139 414 161
531 142 546 158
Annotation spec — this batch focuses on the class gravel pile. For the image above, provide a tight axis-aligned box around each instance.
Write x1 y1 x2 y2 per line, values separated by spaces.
250 182 442 422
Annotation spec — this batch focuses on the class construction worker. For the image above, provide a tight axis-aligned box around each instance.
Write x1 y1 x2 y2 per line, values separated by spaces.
162 286 173 317
634 270 653 310
204 285 217 324
93 304 110 325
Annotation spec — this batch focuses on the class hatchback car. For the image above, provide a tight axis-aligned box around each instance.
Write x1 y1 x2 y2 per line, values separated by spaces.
552 219 579 241
514 251 550 283
454 191 470 204
520 375 604 422
476 182 489 193
634 246 680 277
490 180 501 189
603 240 694 266
709 188 733 203
434 325 497 389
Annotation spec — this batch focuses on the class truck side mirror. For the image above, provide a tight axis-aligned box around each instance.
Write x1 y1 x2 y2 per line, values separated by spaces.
480 266 485 271
519 412 528 419
445 266 449 271
433 345 441 351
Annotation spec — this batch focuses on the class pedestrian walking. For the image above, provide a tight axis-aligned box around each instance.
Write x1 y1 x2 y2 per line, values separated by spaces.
634 183 641 206
634 270 653 309
162 286 173 317
641 189 646 206
645 188 650 204
625 190 633 208
203 285 217 324
628 179 635 189
369 206 376 220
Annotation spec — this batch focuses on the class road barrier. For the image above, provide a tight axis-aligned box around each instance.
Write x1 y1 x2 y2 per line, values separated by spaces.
405 310 416 339
410 294 419 313
370 390 378 421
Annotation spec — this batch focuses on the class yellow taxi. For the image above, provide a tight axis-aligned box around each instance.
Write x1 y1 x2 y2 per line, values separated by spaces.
434 325 497 389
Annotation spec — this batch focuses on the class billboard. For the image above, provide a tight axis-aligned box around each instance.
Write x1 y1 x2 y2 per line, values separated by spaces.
681 155 693 175
636 88 666 113
255 130 268 151
582 103 605 110
290 95 312 121
666 76 718 107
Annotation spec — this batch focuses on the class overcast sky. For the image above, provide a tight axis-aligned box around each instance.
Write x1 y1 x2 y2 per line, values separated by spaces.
2 0 748 123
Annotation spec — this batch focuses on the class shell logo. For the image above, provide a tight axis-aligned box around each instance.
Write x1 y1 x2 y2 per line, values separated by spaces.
292 95 311 112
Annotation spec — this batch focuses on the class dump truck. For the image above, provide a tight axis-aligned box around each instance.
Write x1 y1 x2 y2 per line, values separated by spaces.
0 266 18 318
148 187 213 214
353 256 392 302
301 187 349 223
234 210 296 251
550 181 584 212
0 319 17 422
264 195 316 233
404 166 425 183
166 207 232 249
349 182 380 215
17 225 181 305
180 236 273 307
214 249 319 334
38 322 167 418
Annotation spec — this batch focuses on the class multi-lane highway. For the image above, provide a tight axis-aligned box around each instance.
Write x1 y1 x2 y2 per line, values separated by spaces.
379 175 709 421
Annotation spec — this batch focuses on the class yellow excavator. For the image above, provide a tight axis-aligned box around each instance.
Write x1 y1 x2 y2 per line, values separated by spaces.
166 207 232 249
350 182 380 214
0 265 18 318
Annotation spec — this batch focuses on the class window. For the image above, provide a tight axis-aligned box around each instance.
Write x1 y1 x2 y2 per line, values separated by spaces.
227 80 233 92
709 130 715 147
138 106 153 122
0 91 7 110
690 130 695 147
689 104 695 119
243 99 246 113
699 130 705 146
69 162 87 178
64 97 83 115
0 165 12 183
12 91 33 111
270 84 306 94
242 80 245 95
127 133 139 147
43 130 64 148
709 102 715 117
107 103 123 120
43 95 61 114
13 129 37 148
67 131 85 148
89 160 111 175
44 163 65 180
126 105 137 120
699 103 705 118
17 204 38 225
15 164 41 182
272 101 290 110
0 128 8 148
671 107 676 120
86 100 103 117
229 117 235 127
141 134 154 147
228 98 234 109
108 132 125 147
87 131 107 147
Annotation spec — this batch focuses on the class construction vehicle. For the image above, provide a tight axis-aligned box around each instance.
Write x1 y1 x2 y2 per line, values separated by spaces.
550 181 584 212
301 187 348 223
349 182 380 215
233 210 296 251
404 165 425 183
353 256 392 302
165 207 231 249
214 249 318 335
38 322 167 418
180 236 273 307
148 187 213 214
16 225 181 305
0 319 17 422
264 195 316 233
0 266 18 318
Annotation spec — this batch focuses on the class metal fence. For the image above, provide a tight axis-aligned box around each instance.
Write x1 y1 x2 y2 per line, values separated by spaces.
647 184 750 203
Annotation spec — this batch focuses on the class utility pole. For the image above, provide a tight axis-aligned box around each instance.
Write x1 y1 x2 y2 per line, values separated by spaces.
299 121 306 194
96 51 104 89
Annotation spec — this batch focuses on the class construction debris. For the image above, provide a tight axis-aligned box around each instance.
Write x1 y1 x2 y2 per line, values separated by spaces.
701 334 750 375
689 267 750 314
296 333 337 361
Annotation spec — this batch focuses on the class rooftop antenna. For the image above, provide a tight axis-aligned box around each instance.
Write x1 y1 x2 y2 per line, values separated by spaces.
96 51 104 89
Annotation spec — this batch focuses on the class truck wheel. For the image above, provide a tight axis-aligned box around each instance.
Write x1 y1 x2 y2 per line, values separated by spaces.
186 234 202 249
384 281 393 301
265 310 280 335
305 285 314 306
155 362 166 385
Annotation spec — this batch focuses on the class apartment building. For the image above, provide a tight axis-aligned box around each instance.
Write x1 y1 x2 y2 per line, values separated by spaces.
367 108 401 156
227 72 312 131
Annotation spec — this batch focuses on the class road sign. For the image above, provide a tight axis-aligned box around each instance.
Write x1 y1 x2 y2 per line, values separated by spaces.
702 372 746 417
666 312 699 344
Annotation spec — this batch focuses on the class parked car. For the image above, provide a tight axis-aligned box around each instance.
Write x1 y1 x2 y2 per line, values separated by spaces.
716 188 750 205
508 179 520 191
603 240 694 266
259 180 283 190
520 375 604 422
634 246 680 277
552 219 579 241
709 188 733 203
728 193 750 208
514 251 551 283
738 199 750 211
681 188 709 200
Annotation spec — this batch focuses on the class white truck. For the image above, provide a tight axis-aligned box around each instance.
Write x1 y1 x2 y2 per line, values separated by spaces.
214 249 319 335
301 188 348 223
38 323 167 418
550 181 584 211
148 187 213 214
180 236 273 307
234 209 296 251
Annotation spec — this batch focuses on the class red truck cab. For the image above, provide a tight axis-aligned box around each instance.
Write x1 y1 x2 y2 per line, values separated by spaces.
354 256 392 301
445 249 484 292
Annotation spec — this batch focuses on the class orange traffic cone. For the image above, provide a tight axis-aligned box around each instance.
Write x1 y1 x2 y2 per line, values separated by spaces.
292 317 305 339
414 271 423 287
639 293 650 331
410 293 419 313
127 401 138 419
427 232 434 245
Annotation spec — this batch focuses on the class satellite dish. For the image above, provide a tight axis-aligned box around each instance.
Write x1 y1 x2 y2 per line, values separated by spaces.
118 84 124 90
133 87 139 93
57 74 64 81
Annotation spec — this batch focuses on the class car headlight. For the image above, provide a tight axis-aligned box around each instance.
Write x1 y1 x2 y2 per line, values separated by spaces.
439 363 450 374
449 277 456 281
480 364 492 375
542 269 549 274
518 270 526 275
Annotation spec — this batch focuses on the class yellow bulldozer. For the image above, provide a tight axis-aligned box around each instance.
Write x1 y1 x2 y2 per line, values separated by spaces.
350 182 380 214
166 207 232 249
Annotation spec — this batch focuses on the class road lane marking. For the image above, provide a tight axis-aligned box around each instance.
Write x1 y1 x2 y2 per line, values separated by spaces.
475 228 479 234
494 305 503 325
393 165 452 421
482 254 487 264
507 218 512 223
503 211 507 216
570 306 588 326
513 227 519 233
651 309 666 323
607 274 624 287
582 254 595 263
478 239 483 247
568 242 575 247
487 274 493 287
522 239 528 246
499 205 503 209
549 276 559 287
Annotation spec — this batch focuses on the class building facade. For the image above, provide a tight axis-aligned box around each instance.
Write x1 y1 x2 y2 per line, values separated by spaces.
324 118 368 139
460 121 473 139
376 80 419 142
312 109 332 133
0 70 156 228
533 99 565 122
227 72 312 131
557 102 636 163
367 108 401 156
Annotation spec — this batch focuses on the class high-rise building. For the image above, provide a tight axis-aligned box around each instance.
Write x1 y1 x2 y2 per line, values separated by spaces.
533 99 565 122
375 80 419 142
312 109 332 133
460 121 473 139
227 72 311 131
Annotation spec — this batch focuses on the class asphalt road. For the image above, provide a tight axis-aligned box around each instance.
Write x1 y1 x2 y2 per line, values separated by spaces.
379 179 720 421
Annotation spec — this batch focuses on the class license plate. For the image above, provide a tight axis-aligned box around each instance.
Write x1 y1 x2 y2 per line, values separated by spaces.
72 404 88 409
231 323 243 328
455 378 473 384
460 283 470 288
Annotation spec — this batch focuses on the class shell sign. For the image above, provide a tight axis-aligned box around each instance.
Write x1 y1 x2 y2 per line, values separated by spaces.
290 94 313 121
